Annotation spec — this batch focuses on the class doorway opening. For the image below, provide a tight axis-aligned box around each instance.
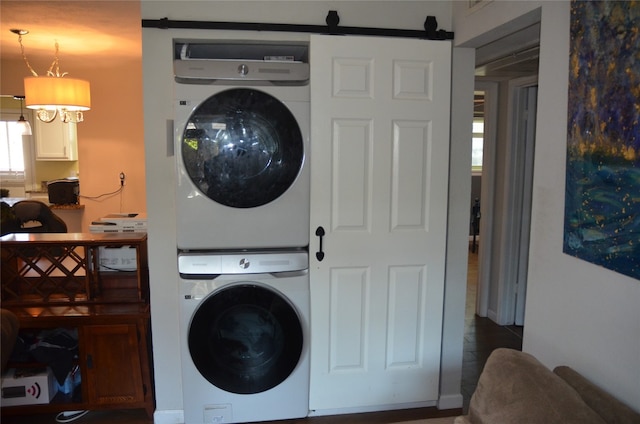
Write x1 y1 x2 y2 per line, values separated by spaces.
467 24 540 328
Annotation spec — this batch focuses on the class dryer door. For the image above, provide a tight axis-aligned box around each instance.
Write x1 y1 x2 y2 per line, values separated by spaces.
180 88 304 208
188 283 304 394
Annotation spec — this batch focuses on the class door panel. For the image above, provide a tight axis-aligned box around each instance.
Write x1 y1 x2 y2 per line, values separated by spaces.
309 34 451 412
187 284 303 394
392 120 431 229
329 267 368 371
332 119 372 230
387 265 426 368
83 324 144 405
180 88 304 208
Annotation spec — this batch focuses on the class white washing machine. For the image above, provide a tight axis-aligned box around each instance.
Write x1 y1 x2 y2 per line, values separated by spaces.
173 40 310 250
179 250 310 424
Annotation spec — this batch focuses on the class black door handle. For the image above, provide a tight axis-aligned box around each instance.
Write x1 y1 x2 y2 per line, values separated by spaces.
315 226 325 261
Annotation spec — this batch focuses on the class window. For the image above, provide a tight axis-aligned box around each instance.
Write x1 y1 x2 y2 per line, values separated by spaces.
0 113 26 181
472 90 485 174
472 117 484 174
0 106 35 196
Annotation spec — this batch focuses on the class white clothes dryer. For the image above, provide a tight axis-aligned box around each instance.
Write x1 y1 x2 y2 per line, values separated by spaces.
173 40 310 250
179 250 310 424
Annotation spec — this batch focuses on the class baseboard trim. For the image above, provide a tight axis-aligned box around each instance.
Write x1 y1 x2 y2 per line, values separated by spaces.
437 393 464 409
309 400 437 417
487 308 498 323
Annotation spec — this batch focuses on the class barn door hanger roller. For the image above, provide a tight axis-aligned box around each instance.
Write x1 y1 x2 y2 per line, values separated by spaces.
324 11 452 40
142 10 454 41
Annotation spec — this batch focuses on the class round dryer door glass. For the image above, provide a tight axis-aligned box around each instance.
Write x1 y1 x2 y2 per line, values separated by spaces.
181 88 304 208
188 284 304 394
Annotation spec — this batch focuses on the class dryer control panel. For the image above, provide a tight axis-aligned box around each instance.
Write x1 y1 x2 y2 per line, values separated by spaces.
174 40 310 83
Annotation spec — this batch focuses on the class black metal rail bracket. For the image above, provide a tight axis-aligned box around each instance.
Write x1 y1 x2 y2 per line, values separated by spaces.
142 10 454 41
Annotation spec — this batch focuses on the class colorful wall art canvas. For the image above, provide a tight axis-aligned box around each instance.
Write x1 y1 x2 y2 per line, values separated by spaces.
564 1 640 280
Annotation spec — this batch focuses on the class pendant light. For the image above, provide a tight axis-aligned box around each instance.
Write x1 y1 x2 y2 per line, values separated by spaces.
11 28 91 124
13 95 32 136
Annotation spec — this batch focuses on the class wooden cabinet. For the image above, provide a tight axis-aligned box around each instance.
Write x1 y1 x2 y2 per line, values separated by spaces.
2 305 154 417
34 119 78 161
0 233 154 417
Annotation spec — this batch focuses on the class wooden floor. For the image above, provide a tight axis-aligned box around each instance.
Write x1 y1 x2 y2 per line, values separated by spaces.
0 407 459 424
461 249 523 411
2 248 521 424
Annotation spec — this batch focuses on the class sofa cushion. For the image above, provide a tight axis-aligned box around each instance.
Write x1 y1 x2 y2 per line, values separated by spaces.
469 348 607 424
554 366 640 424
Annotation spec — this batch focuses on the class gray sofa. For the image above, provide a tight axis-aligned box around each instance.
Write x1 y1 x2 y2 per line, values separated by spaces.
455 348 640 424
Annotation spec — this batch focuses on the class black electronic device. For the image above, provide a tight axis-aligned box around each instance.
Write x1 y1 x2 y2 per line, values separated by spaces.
47 179 79 205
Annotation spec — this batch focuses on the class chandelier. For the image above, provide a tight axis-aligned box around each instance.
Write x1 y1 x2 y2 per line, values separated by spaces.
11 29 91 123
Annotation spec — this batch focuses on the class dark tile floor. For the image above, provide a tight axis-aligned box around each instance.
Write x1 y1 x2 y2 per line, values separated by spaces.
461 249 523 412
2 249 521 423
461 317 523 411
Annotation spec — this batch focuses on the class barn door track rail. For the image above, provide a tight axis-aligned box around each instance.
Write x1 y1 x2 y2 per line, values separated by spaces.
142 10 454 40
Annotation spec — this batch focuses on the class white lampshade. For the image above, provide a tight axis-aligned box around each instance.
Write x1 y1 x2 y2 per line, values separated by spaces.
24 76 91 111
17 116 32 135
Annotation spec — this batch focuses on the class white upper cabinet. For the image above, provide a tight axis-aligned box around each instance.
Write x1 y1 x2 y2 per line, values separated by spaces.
34 119 78 161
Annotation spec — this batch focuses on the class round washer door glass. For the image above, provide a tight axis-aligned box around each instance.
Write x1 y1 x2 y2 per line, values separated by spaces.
188 284 304 394
181 88 304 208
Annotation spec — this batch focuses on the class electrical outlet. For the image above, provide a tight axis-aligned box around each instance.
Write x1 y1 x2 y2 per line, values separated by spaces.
119 172 126 186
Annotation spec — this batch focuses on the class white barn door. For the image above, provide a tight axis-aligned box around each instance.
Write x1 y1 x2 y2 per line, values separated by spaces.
309 34 452 413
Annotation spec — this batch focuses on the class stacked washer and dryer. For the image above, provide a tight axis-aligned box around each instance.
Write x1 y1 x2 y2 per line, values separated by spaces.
173 40 311 424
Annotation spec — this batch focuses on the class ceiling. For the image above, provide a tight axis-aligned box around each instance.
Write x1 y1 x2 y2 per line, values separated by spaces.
475 22 540 78
0 1 141 73
3 1 540 72
473 22 540 117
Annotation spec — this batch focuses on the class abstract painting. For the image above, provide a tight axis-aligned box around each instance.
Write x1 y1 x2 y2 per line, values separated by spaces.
563 0 640 280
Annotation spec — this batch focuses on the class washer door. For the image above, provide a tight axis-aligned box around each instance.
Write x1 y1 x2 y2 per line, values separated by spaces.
181 88 304 208
188 284 304 394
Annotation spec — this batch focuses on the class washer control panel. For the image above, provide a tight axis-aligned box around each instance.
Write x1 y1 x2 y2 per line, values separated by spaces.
178 250 308 276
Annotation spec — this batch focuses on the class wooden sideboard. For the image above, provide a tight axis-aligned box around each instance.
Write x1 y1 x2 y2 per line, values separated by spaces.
0 233 154 417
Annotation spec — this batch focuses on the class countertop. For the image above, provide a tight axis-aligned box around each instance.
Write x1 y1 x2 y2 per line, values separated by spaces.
0 197 84 210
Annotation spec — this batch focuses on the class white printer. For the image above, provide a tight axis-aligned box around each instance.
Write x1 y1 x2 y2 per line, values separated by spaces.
89 213 147 271
89 213 147 233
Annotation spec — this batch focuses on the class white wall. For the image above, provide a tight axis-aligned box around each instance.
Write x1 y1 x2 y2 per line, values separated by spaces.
453 0 640 411
141 2 462 421
441 46 475 410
